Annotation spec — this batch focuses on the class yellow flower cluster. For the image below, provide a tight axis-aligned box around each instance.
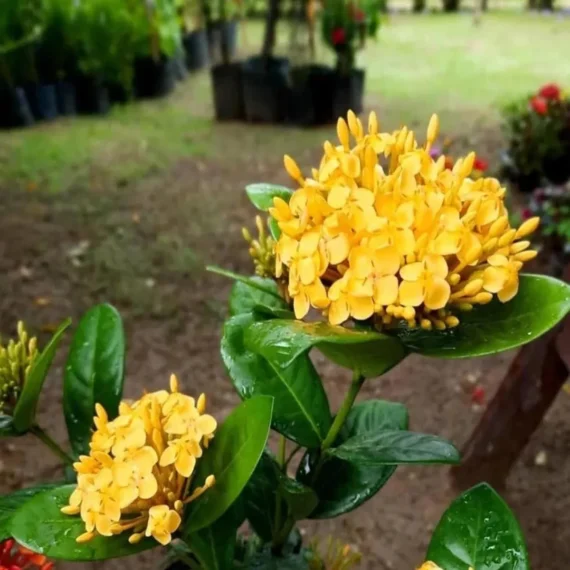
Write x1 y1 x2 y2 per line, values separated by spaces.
270 111 540 329
0 322 37 414
62 375 217 546
309 538 361 570
417 564 473 570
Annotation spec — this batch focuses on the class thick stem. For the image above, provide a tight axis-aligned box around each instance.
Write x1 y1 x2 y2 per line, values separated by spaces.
30 424 74 466
261 0 280 58
273 435 287 544
321 371 365 451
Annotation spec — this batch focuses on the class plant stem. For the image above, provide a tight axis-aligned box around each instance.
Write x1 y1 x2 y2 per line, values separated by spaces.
30 424 74 466
284 445 301 469
273 435 287 543
278 434 287 470
272 516 295 552
320 371 366 451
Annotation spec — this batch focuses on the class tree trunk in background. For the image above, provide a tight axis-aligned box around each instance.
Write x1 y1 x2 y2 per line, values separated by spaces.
527 0 537 9
262 0 281 58
539 0 554 10
413 0 426 12
442 0 460 11
481 0 488 10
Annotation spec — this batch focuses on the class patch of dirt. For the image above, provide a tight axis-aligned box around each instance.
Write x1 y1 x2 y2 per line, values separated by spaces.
0 117 569 570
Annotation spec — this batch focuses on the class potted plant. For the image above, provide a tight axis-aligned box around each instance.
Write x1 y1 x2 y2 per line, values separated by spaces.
133 0 182 99
181 0 210 71
36 0 77 116
502 83 570 192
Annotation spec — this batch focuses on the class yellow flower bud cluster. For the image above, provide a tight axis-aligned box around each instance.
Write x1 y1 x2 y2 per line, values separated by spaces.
269 111 540 330
417 564 473 570
308 537 362 570
242 215 277 279
0 321 38 414
62 375 217 546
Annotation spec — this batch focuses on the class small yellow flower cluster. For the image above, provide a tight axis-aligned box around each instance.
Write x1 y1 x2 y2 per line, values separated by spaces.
270 111 540 329
309 537 361 570
0 322 38 414
417 564 473 570
62 375 217 546
243 215 277 279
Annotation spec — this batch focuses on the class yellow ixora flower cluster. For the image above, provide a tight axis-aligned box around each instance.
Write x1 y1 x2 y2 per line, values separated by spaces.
62 375 217 546
417 563 473 570
269 111 540 330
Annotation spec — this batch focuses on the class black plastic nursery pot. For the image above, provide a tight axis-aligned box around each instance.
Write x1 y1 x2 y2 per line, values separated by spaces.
211 63 245 121
134 56 176 99
333 68 365 118
173 45 188 81
289 64 336 126
24 83 59 121
207 21 223 63
55 81 77 116
543 155 570 185
0 87 34 129
242 56 290 123
107 82 132 105
184 29 209 71
220 20 239 61
74 75 110 115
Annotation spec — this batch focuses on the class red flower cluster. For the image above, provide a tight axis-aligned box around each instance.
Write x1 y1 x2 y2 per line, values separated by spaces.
0 540 53 570
530 83 563 115
331 27 346 46
473 157 489 172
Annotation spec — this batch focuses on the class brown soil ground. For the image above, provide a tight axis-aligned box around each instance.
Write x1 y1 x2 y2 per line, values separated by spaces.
1 104 569 570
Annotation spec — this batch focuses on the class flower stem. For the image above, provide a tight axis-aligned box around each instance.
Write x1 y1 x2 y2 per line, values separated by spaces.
320 371 366 452
278 435 287 471
30 424 74 466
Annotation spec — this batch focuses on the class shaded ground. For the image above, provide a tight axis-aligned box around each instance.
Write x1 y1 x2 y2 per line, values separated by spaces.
1 12 570 570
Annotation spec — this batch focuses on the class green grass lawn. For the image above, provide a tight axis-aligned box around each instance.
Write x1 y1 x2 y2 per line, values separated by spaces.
1 11 569 193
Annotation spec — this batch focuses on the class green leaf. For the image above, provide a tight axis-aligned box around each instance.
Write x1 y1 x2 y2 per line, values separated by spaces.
297 400 408 518
395 274 570 358
63 304 125 457
0 414 19 437
222 313 332 448
12 319 71 433
278 473 318 520
187 500 244 570
245 183 293 211
426 483 530 570
0 484 59 541
184 396 274 534
245 319 407 378
243 452 280 542
327 430 460 465
268 218 282 240
245 551 311 569
208 266 285 298
9 485 156 560
229 277 290 317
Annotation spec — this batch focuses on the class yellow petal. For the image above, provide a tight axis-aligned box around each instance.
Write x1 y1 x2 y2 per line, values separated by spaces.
166 510 182 533
393 201 414 228
425 255 448 279
293 292 310 319
476 199 499 226
515 216 540 239
341 154 361 178
119 486 138 509
514 250 537 262
159 445 177 467
374 275 399 306
432 231 461 256
373 246 401 276
487 254 508 267
349 247 372 279
328 279 345 301
298 257 316 286
328 184 350 209
299 231 320 256
424 277 450 310
307 280 330 309
400 262 423 282
399 281 424 307
175 451 196 478
482 266 508 293
113 463 131 487
139 474 158 499
328 299 350 325
96 515 113 537
350 296 374 321
197 415 217 435
498 276 519 303
394 228 415 256
327 234 350 265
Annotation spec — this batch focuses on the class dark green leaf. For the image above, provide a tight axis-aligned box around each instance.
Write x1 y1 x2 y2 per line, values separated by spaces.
245 183 293 211
297 400 408 518
187 500 244 570
245 551 311 569
12 319 71 433
63 304 125 457
327 430 460 465
184 396 274 533
278 473 318 520
245 320 407 378
426 483 529 570
0 415 19 437
229 278 290 317
9 485 156 560
243 452 280 542
222 313 331 448
394 274 570 358
0 484 59 541
208 266 285 298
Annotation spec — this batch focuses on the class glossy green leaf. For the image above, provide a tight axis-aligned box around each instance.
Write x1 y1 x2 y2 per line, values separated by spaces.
426 483 529 570
245 183 293 211
245 320 407 378
12 319 71 433
208 266 285 299
243 452 280 542
0 484 59 541
327 430 460 465
63 304 125 457
297 400 408 518
395 274 570 358
278 473 318 520
9 485 156 560
187 500 244 570
268 218 282 240
245 551 311 569
229 277 290 317
184 396 274 533
222 313 331 448
0 415 19 437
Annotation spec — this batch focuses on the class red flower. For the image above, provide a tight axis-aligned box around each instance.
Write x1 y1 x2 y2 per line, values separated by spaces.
353 8 365 22
331 27 346 46
530 96 548 115
0 540 53 570
471 386 485 405
473 157 488 172
538 83 561 101
521 208 533 220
